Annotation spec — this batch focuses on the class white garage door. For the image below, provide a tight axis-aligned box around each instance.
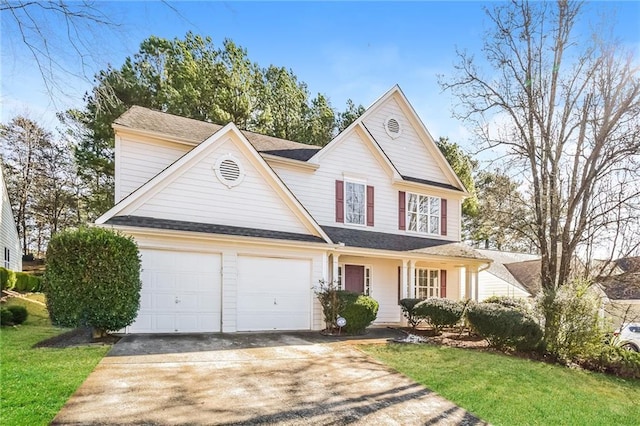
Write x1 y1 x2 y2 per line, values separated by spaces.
129 249 221 333
237 256 311 331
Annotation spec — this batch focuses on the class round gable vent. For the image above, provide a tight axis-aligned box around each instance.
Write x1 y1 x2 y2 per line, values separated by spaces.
214 154 245 188
384 116 402 139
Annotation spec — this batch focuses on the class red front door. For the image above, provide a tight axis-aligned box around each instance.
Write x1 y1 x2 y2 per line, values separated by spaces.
344 265 365 293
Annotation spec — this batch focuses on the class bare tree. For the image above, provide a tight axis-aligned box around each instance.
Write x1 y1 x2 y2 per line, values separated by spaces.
441 0 640 348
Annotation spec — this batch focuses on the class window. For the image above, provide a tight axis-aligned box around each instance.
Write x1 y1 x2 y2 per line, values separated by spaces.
345 181 366 225
407 193 440 235
415 268 439 299
4 248 9 269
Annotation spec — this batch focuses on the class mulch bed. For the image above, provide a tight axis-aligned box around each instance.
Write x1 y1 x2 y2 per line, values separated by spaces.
394 327 490 349
33 327 120 349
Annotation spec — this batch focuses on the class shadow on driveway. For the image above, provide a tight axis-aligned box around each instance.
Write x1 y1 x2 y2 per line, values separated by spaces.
53 330 487 425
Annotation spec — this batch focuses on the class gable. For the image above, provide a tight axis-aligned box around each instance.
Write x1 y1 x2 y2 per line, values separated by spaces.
99 126 329 241
362 95 453 185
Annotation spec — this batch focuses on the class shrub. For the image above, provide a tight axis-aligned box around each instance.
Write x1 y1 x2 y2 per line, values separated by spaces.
483 296 530 312
315 280 346 331
44 227 142 337
536 280 605 361
399 298 424 328
6 305 28 325
582 345 640 379
336 291 379 335
466 302 543 351
414 298 464 334
14 272 30 292
28 275 41 292
0 308 13 326
0 267 16 290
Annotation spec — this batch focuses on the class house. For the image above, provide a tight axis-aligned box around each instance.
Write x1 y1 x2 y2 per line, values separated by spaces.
596 257 640 328
96 85 489 333
0 165 21 272
475 249 539 300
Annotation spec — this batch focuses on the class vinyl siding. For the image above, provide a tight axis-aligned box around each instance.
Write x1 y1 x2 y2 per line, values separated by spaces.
130 137 310 235
477 271 530 301
362 97 449 183
116 135 190 202
272 130 462 241
1 168 21 271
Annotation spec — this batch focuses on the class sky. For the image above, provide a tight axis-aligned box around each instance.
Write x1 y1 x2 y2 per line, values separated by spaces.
1 0 639 154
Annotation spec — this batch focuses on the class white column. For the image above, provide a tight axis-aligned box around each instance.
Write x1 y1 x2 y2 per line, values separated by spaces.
464 267 471 300
471 266 479 301
401 259 409 299
464 266 479 301
409 260 416 298
332 253 340 288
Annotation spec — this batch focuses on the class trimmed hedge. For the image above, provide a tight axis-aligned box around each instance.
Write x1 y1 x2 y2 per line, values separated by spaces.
6 305 28 324
0 308 13 325
0 267 16 290
336 291 379 335
482 295 529 311
44 227 142 335
466 302 543 351
414 298 464 333
399 298 424 328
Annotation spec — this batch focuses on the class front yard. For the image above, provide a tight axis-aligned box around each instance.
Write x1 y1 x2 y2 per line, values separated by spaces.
362 343 640 426
0 295 110 426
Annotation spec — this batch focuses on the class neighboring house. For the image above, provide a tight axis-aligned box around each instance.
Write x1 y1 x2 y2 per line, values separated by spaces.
0 165 22 271
475 249 540 301
597 257 640 328
97 85 489 333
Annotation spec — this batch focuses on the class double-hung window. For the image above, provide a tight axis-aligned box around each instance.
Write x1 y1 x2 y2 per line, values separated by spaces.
407 193 440 235
345 181 366 225
415 268 440 299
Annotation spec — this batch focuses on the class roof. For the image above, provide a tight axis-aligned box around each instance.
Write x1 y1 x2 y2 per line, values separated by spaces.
598 272 640 300
401 175 464 192
504 260 542 296
617 257 640 273
476 249 540 294
105 216 327 244
114 106 321 159
322 226 488 260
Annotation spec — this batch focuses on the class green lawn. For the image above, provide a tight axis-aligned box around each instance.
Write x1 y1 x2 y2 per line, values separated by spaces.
362 343 640 426
0 295 110 426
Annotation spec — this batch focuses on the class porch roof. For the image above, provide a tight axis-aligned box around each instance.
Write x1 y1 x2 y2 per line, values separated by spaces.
321 226 488 261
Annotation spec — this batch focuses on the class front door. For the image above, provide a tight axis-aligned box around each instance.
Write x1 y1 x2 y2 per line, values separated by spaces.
344 265 365 293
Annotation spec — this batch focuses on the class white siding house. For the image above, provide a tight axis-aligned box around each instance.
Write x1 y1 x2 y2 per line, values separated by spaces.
98 85 489 333
0 165 21 271
476 249 539 301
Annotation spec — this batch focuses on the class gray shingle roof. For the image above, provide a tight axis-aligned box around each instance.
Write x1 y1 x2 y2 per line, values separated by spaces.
504 260 542 296
322 226 488 260
401 175 464 192
114 106 321 158
598 272 640 300
105 216 326 243
476 249 540 294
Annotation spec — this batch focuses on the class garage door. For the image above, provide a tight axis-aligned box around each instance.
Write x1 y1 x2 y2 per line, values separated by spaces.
237 256 311 331
128 249 221 333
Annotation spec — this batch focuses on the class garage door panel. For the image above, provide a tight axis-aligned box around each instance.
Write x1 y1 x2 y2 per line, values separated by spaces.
237 256 311 331
129 250 221 333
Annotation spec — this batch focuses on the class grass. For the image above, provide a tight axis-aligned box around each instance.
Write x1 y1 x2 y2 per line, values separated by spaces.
362 343 640 426
0 294 110 426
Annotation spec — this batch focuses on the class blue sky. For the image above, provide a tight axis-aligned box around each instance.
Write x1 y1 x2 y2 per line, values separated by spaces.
2 1 639 151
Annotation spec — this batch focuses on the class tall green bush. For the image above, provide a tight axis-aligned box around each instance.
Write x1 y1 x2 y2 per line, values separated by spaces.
467 302 543 351
414 298 464 334
536 280 604 361
0 267 16 290
44 227 142 336
337 291 379 335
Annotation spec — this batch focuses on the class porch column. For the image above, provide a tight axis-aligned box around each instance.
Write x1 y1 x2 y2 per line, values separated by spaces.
331 253 340 287
401 259 409 299
465 266 479 301
409 260 416 298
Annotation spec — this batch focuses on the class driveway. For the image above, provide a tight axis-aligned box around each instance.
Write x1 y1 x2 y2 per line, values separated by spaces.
52 330 486 425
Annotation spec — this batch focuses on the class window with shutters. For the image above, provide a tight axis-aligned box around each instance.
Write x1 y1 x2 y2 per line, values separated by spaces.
407 193 440 235
345 181 366 225
415 268 440 299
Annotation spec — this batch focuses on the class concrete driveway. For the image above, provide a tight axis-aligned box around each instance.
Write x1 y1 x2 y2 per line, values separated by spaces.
52 330 486 425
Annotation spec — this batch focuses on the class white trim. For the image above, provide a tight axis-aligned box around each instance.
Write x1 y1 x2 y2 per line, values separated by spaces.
406 192 441 236
415 268 440 299
344 180 367 226
213 153 245 188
